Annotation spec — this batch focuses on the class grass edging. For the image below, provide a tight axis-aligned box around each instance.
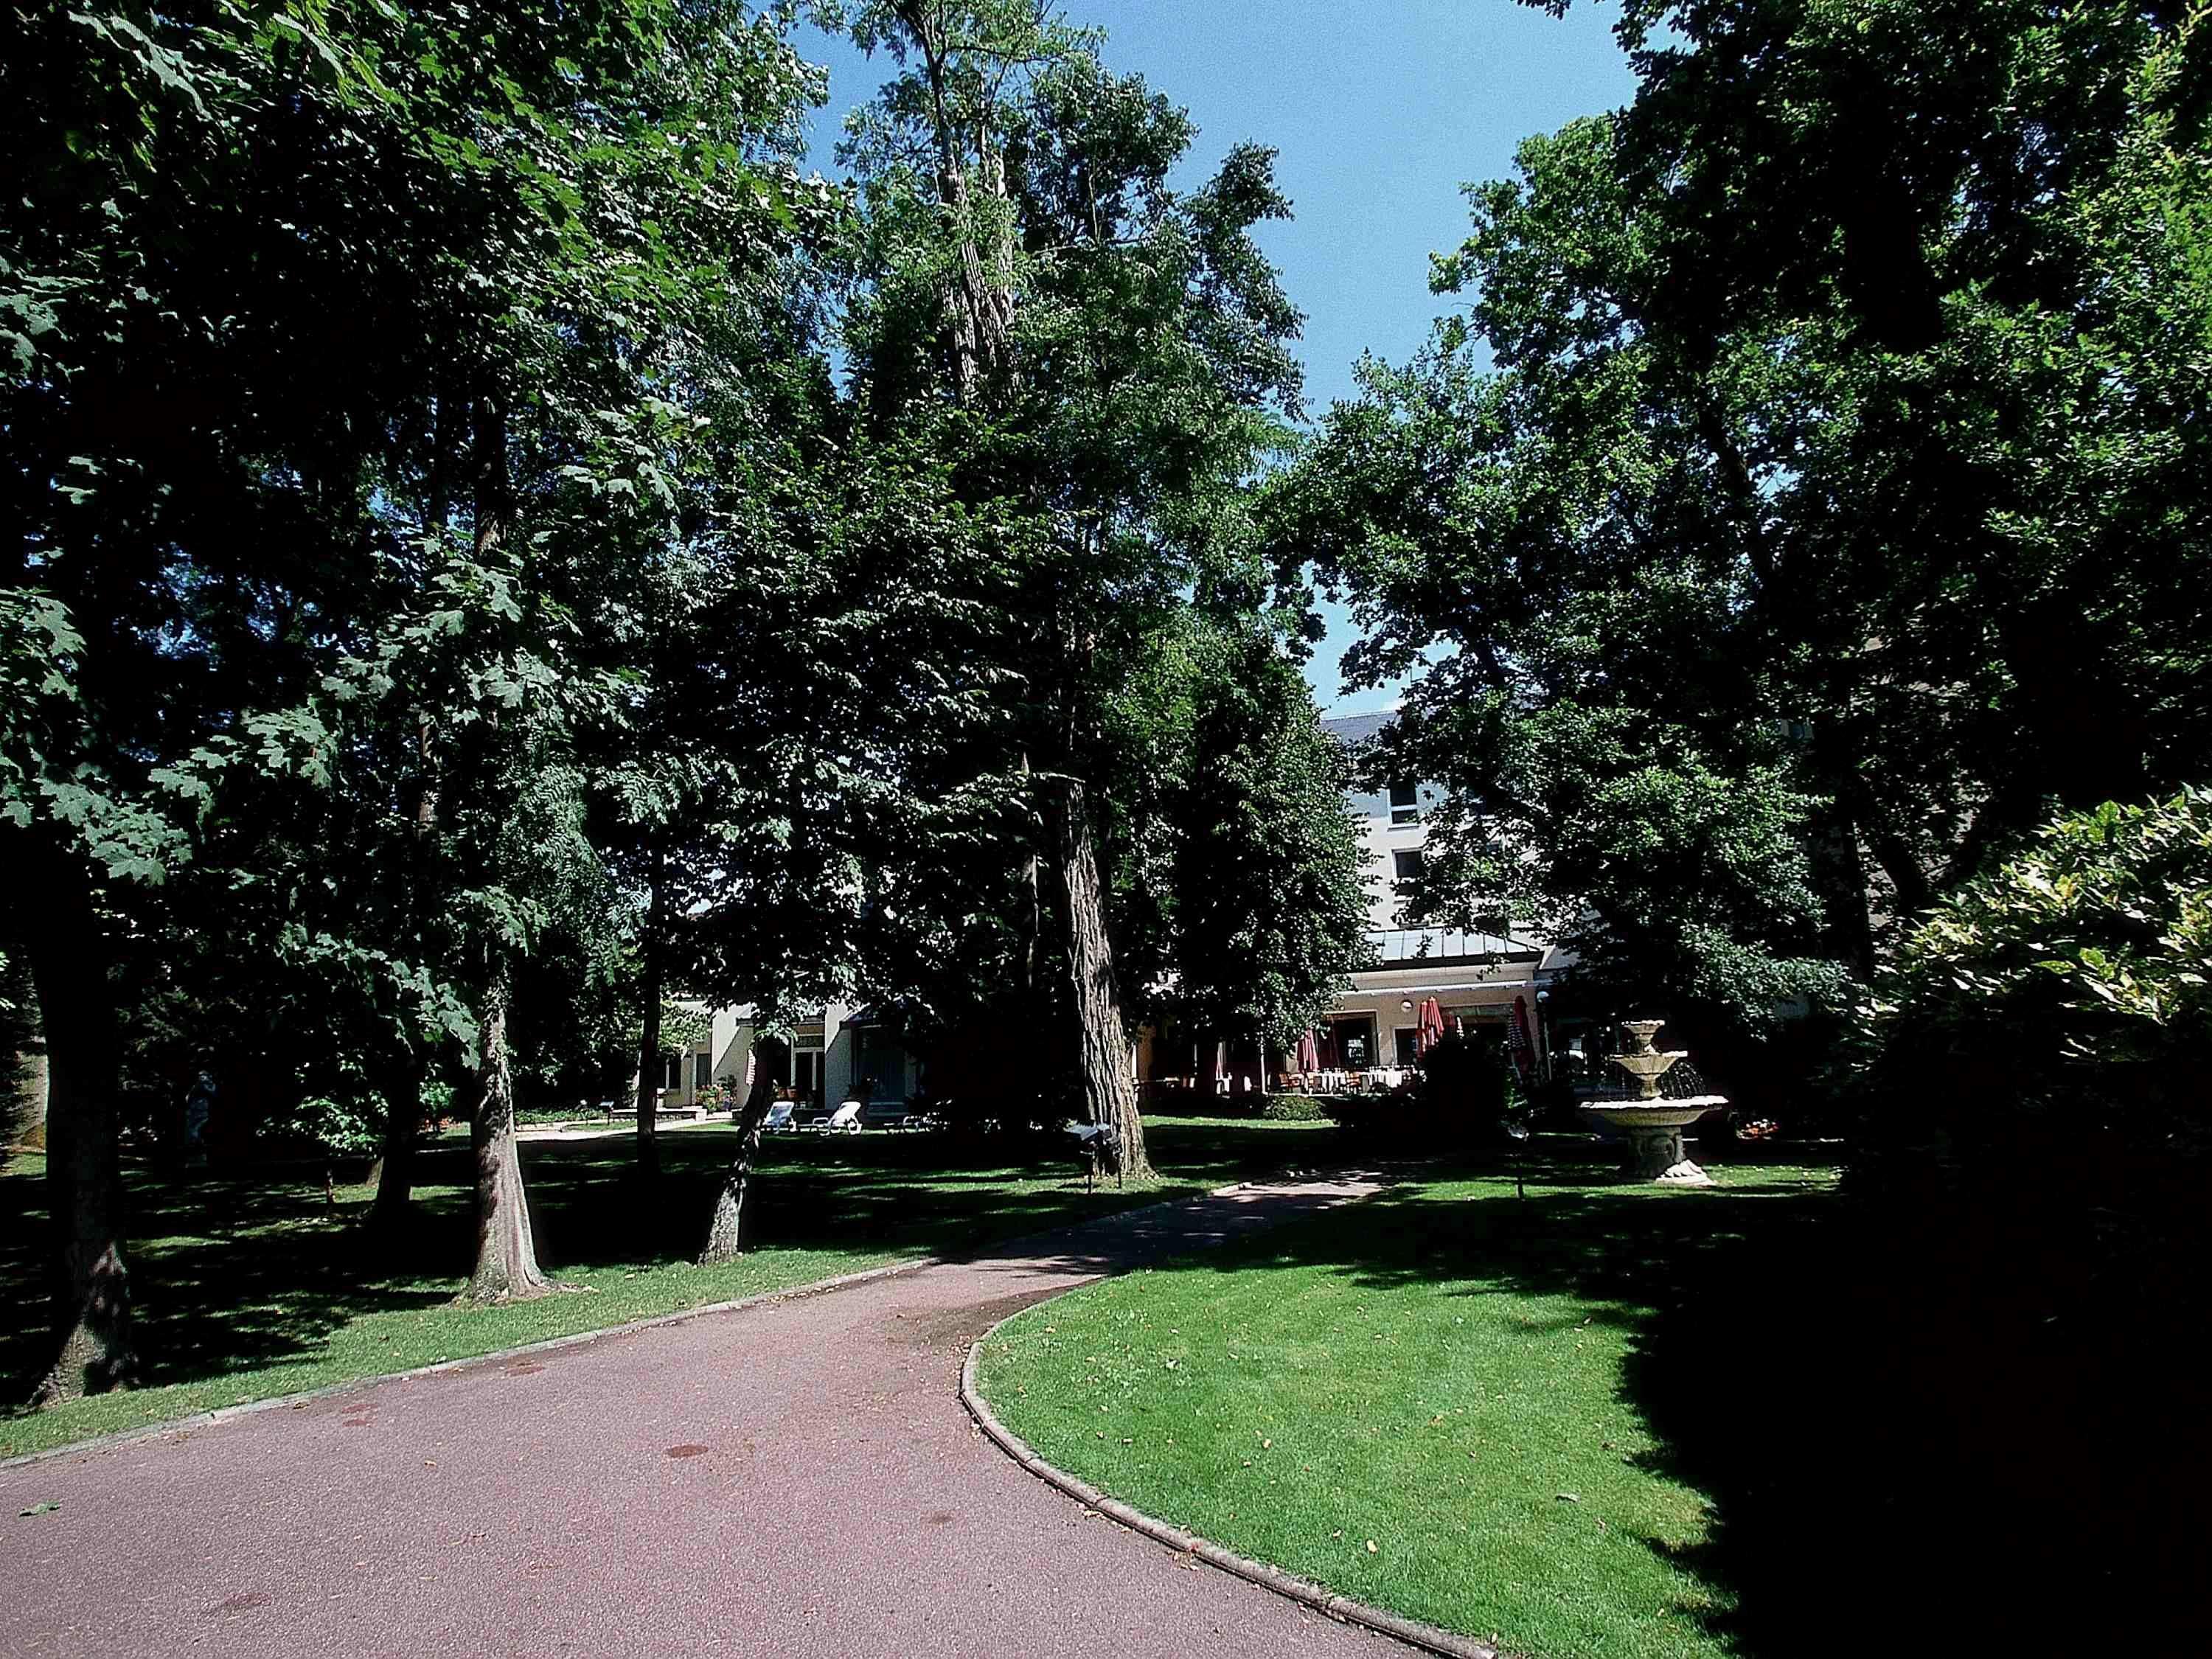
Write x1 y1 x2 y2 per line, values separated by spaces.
959 1284 1502 1659
1 1251 936 1474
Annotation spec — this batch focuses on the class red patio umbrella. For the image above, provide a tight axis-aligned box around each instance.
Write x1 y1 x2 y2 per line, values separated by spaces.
1295 1028 1321 1076
1508 995 1537 1082
1416 996 1446 1057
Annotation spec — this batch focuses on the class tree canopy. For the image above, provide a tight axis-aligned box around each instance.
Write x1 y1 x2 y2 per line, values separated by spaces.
1267 0 2212 1065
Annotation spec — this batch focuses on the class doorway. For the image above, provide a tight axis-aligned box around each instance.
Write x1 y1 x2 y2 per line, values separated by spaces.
1326 1014 1377 1071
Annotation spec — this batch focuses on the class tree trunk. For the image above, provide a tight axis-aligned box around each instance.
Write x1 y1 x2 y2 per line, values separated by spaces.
13 1040 48 1151
372 709 443 1225
368 1053 422 1230
900 1 1015 402
1051 779 1150 1178
20 846 133 1405
459 958 553 1303
698 1034 780 1265
7 952 49 1152
633 846 665 1175
1018 752 1041 990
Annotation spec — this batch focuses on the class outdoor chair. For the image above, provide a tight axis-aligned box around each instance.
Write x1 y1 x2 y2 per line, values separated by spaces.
807 1100 863 1135
761 1101 797 1134
1063 1118 1122 1190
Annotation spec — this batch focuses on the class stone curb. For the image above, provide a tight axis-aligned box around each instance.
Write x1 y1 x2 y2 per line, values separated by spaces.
0 1179 1263 1475
957 1245 1503 1658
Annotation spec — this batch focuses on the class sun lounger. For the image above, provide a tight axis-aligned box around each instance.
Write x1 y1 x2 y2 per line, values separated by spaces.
807 1100 863 1135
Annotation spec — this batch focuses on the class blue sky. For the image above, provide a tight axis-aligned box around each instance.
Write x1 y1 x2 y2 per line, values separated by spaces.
793 1 1635 714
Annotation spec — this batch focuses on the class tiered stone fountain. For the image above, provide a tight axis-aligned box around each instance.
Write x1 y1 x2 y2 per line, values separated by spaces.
1582 1019 1725 1188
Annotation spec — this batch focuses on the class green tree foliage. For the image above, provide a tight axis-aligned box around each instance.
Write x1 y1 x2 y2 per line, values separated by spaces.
1 0 825 1382
1863 790 2212 1144
1110 622 1371 1055
1267 1 2212 1062
825 1 1349 1168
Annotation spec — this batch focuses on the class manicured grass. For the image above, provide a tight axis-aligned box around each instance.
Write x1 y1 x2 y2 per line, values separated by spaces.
976 1150 1841 1659
0 1116 1329 1461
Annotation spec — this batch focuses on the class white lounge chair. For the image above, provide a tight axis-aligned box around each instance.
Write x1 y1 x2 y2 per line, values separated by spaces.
761 1101 797 1133
808 1100 863 1135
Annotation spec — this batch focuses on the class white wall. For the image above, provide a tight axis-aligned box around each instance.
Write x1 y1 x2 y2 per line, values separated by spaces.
1342 774 1442 931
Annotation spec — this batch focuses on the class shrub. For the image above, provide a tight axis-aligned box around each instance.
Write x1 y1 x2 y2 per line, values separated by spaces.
1844 793 2212 1630
261 1093 380 1159
1860 789 2212 1150
1313 1039 1527 1149
1851 791 2212 1342
1256 1092 1327 1121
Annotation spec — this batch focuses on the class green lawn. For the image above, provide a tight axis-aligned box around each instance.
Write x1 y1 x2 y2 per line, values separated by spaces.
976 1149 1842 1659
0 1116 1329 1461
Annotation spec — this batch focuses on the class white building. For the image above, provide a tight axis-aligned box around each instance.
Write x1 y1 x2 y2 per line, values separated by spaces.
1312 711 1558 1077
646 708 1559 1117
641 1001 922 1117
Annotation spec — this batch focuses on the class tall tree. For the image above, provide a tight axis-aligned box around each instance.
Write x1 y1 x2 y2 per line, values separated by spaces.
827 1 1309 1172
1267 0 2212 1062
2 0 830 1370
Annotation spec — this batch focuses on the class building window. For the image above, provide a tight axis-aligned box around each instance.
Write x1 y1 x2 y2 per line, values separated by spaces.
694 1051 712 1091
1391 849 1426 882
662 1055 681 1091
1388 779 1419 825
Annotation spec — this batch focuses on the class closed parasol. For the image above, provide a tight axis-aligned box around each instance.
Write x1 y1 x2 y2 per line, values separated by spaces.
1416 996 1447 1057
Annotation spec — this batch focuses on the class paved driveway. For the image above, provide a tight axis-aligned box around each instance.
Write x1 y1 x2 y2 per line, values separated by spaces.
1 1176 1403 1658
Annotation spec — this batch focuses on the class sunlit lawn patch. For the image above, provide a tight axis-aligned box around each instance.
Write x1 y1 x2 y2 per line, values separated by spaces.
978 1156 1840 1659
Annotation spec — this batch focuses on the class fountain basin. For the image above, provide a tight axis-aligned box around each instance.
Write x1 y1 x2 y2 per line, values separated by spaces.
1580 1095 1728 1187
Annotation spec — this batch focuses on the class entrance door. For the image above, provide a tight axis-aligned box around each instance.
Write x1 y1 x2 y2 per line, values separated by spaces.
1329 1015 1377 1071
1394 1026 1419 1067
794 1049 821 1104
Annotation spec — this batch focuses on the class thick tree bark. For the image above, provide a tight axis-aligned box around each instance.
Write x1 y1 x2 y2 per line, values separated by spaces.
1051 779 1150 1178
898 0 1015 402
698 1034 779 1265
633 845 666 1175
459 958 554 1303
6 952 48 1152
456 397 558 1304
20 847 133 1404
13 1042 48 1152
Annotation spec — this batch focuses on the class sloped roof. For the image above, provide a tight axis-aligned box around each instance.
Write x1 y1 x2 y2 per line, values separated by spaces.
1321 709 1397 747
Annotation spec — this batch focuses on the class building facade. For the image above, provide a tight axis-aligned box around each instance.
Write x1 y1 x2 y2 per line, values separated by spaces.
639 1001 922 1116
1315 711 1557 1077
643 708 1555 1117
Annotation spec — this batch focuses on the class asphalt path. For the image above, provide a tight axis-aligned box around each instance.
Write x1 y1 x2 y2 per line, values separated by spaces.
1 1174 1405 1659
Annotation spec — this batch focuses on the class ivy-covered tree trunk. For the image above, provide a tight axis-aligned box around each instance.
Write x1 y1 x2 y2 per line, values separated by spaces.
633 845 666 1175
22 850 133 1403
460 957 552 1302
698 1033 779 1265
1053 780 1150 1178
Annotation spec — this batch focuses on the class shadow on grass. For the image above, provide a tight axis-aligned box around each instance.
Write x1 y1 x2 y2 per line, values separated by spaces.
0 1115 1326 1408
1126 1135 2209 1657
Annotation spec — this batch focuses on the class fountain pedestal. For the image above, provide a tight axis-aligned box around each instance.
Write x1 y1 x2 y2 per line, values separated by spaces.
1582 1019 1723 1189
